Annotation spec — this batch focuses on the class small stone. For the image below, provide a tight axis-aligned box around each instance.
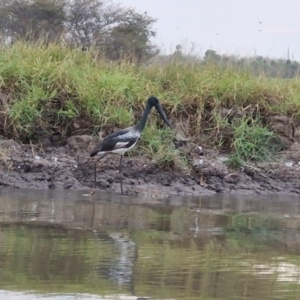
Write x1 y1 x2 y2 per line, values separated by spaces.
223 172 241 184
285 161 294 167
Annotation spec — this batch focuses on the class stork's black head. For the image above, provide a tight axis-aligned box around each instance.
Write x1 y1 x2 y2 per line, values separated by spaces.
147 95 172 128
147 96 160 108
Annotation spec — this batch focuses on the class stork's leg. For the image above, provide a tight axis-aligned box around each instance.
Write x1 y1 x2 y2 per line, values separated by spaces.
94 153 109 188
94 162 97 188
119 155 124 194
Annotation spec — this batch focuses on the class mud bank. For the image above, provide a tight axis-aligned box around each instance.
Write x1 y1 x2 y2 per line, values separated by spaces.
1 135 300 198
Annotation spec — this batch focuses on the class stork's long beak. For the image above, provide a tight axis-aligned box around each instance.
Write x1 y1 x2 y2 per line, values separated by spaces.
155 103 172 128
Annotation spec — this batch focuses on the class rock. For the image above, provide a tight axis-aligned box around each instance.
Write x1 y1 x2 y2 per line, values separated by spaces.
67 135 93 152
269 115 294 139
223 172 242 184
1 139 22 151
175 130 191 142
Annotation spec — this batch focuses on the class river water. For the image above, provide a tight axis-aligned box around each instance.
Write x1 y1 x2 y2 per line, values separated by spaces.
0 188 300 300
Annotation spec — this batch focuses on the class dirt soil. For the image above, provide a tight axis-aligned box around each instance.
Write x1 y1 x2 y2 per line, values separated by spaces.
1 134 300 198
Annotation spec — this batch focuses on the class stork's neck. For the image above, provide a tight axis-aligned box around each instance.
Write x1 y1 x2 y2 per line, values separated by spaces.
134 103 153 132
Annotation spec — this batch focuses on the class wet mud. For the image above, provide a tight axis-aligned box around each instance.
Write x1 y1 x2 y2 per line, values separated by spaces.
1 134 300 198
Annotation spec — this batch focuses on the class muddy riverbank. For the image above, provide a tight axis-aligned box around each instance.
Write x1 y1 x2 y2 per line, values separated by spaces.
1 135 300 198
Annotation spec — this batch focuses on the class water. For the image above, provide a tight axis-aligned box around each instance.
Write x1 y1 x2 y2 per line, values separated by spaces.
0 188 300 300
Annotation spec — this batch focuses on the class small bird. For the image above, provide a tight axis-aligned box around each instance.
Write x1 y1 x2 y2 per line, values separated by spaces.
90 96 172 194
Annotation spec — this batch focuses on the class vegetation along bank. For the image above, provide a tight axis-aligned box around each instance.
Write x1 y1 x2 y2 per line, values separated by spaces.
1 43 300 197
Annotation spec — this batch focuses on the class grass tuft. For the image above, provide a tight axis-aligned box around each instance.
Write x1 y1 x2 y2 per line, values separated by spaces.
226 117 277 168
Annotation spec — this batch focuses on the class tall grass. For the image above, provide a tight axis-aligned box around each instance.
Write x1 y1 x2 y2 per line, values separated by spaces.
1 42 300 167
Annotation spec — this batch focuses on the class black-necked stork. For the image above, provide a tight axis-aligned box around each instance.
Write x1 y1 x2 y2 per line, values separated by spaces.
90 96 172 194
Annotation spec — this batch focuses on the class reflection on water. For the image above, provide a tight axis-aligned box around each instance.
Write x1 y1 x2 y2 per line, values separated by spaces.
0 188 300 299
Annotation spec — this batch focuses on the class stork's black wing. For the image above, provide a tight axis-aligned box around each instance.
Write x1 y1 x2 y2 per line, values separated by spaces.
90 128 140 157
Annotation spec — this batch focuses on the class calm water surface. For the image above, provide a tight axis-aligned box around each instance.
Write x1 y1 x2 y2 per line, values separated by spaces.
0 188 300 300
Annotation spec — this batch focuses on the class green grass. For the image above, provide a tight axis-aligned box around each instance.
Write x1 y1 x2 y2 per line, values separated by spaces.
226 117 278 168
1 41 300 168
